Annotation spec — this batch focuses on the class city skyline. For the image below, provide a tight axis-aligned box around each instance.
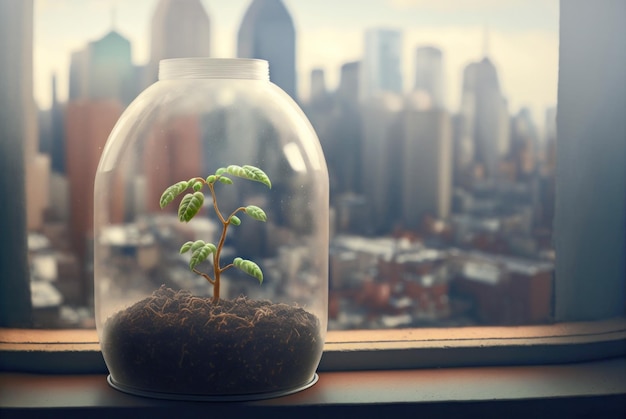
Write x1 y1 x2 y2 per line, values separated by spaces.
33 0 558 130
23 0 561 329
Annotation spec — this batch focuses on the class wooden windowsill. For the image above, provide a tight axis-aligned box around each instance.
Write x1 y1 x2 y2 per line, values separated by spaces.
1 318 626 373
1 357 625 418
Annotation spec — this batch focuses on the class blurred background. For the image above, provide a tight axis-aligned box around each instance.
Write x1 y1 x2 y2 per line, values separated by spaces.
8 0 559 329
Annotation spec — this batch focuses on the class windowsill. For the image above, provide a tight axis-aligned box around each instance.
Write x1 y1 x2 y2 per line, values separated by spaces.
323 317 626 370
2 318 626 372
1 318 625 417
1 357 625 418
1 322 625 417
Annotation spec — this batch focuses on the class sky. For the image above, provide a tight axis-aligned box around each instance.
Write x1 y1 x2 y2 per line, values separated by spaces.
33 0 559 128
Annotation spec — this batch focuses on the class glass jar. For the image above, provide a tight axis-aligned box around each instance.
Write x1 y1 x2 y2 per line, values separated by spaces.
94 58 329 400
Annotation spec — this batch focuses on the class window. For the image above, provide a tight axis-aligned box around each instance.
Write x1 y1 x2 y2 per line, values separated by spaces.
1 0 624 372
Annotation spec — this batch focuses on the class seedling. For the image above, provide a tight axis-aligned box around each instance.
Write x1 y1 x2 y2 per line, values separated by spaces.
159 164 271 304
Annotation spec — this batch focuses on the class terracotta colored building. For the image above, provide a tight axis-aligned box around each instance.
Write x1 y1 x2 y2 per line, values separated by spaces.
142 115 203 214
65 99 124 259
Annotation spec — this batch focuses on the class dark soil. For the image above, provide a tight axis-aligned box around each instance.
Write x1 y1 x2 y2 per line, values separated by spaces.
102 285 323 396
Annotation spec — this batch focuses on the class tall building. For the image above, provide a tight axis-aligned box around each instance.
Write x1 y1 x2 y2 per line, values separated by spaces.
413 46 445 109
360 28 403 100
64 28 135 289
64 99 124 304
322 61 362 196
509 108 539 180
337 61 360 107
237 0 297 101
401 107 452 227
69 29 136 105
147 0 211 85
88 30 136 105
40 73 70 222
48 74 66 174
65 28 136 215
360 94 404 233
309 68 328 105
65 101 124 247
142 115 203 214
68 48 89 101
459 56 510 179
305 68 333 165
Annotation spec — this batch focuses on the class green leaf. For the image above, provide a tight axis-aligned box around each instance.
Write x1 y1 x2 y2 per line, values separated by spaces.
233 257 263 284
178 191 204 222
242 165 272 189
225 164 246 178
192 181 203 192
230 215 241 226
179 241 194 254
218 176 233 185
189 243 217 271
159 181 189 209
190 240 206 252
244 205 267 222
226 165 272 189
206 175 216 184
215 167 226 176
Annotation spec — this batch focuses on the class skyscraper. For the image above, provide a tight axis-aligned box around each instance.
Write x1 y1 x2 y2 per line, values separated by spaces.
43 73 70 222
48 74 66 174
68 29 136 105
413 46 444 109
68 48 89 101
309 68 327 104
63 27 137 292
510 108 539 180
360 28 403 100
401 107 452 227
87 30 135 105
459 57 510 179
147 0 211 84
65 100 124 260
360 93 404 232
237 0 297 100
142 115 203 214
337 61 360 107
320 61 362 196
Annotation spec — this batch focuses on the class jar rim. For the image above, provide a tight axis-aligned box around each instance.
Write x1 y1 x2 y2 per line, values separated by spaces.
159 58 270 81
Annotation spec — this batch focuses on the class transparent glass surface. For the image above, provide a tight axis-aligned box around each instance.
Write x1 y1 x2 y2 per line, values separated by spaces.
94 58 328 397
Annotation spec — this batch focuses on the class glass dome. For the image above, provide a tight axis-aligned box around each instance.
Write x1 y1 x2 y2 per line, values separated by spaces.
94 58 329 400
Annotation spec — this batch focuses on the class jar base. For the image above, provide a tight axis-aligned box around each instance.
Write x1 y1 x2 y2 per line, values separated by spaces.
107 373 318 401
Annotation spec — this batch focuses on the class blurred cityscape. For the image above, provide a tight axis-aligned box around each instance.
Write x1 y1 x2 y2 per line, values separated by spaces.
23 0 556 329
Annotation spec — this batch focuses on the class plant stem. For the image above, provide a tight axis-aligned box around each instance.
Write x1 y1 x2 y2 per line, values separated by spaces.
192 268 215 284
208 182 228 304
202 179 250 304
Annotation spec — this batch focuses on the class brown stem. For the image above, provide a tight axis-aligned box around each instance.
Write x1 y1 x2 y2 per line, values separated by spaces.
208 182 228 304
192 269 215 285
206 182 247 304
208 182 226 224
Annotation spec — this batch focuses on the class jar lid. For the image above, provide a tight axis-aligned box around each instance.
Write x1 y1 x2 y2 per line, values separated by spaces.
159 58 270 81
